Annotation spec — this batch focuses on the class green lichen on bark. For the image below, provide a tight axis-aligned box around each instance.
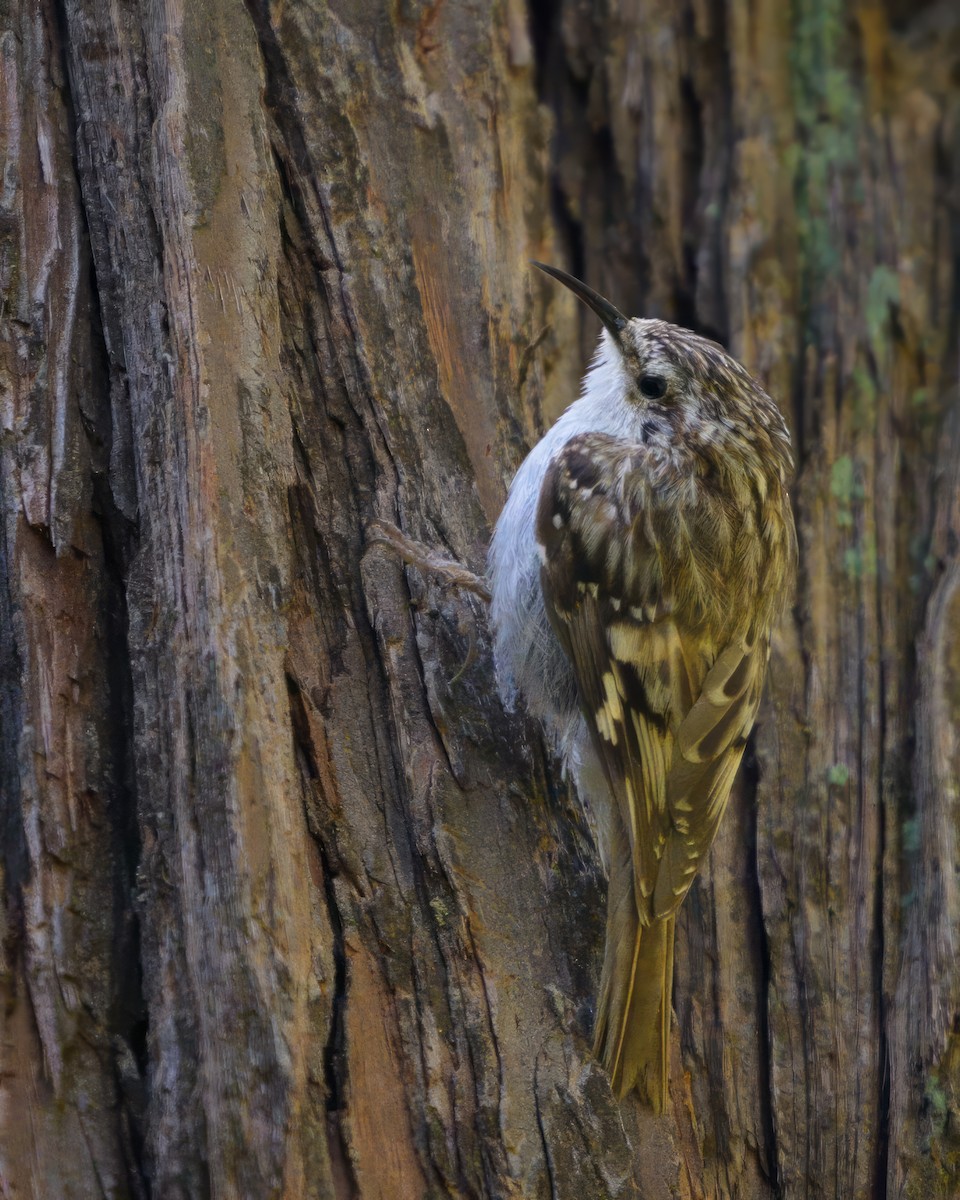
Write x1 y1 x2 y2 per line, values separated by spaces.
788 0 862 320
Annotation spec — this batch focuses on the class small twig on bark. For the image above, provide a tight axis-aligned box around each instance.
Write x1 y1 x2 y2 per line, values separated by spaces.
449 627 479 685
366 519 492 603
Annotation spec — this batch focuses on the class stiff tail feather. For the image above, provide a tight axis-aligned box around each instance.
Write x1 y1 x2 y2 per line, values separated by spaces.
593 826 675 1110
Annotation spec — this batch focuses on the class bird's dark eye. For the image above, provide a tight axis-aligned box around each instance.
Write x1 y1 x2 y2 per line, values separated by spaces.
638 374 668 400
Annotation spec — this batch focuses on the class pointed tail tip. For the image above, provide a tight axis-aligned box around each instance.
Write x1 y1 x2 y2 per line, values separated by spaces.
608 1057 668 1113
595 912 674 1113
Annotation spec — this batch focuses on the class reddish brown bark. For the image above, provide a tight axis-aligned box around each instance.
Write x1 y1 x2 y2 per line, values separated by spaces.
0 1 957 1197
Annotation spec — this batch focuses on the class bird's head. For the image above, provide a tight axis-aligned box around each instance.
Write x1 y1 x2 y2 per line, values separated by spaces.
532 261 793 481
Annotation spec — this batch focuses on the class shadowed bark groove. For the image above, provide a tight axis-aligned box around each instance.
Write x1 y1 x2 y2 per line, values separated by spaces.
0 0 957 1197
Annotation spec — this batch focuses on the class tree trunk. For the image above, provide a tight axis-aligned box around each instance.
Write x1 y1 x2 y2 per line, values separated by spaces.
0 1 957 1197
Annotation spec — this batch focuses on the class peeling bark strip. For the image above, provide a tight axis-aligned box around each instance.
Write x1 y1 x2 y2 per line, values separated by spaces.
0 0 957 1196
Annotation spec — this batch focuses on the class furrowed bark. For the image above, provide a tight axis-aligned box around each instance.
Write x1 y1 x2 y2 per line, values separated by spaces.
0 1 957 1197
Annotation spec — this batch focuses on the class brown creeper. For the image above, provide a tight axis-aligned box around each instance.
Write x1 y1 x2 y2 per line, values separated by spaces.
488 264 796 1110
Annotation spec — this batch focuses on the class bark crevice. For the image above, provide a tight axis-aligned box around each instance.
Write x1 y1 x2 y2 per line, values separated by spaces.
2 0 957 1195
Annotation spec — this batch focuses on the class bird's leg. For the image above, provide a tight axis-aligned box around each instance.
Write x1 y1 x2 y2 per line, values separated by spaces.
365 519 492 603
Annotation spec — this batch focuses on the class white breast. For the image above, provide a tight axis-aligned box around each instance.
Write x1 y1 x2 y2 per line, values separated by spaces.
487 334 640 743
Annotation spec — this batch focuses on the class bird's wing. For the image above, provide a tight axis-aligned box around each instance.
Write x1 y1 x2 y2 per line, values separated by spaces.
536 432 768 922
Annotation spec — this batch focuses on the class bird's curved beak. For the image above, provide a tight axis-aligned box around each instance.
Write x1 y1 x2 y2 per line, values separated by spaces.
531 261 627 344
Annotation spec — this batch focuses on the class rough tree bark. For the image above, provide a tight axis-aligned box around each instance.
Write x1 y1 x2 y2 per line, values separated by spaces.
0 0 957 1197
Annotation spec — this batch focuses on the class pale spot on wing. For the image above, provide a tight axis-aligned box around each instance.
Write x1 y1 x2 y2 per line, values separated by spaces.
602 671 624 721
677 636 766 763
609 621 644 663
608 619 699 729
701 642 752 706
653 748 745 918
595 703 619 746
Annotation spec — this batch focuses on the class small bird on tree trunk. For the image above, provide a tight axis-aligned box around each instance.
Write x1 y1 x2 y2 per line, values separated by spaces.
488 263 796 1110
